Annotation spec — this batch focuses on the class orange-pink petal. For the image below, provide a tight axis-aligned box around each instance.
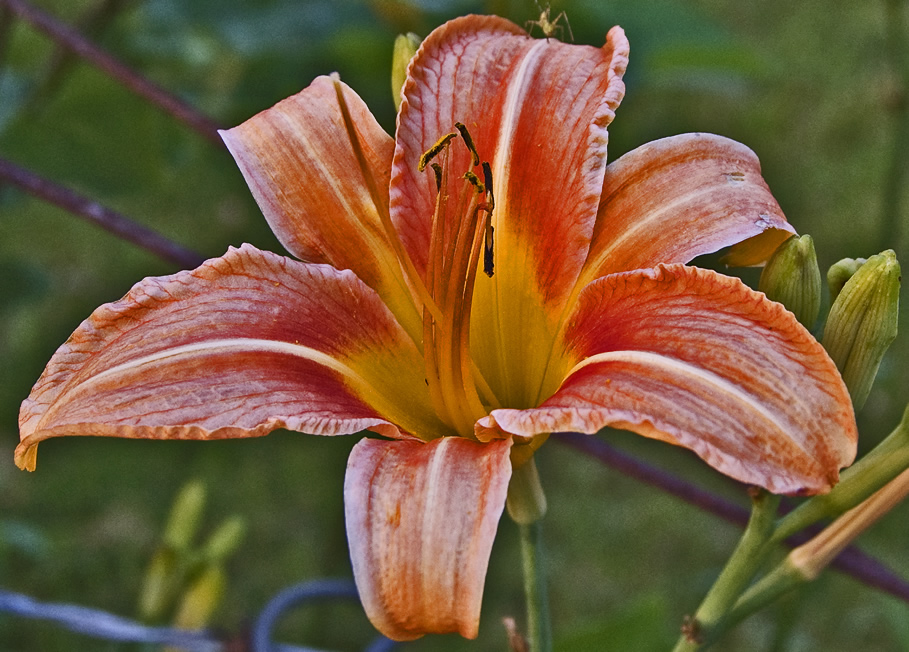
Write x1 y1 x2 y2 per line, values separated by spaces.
390 15 629 407
221 78 420 337
579 133 796 287
16 244 446 471
345 436 512 640
482 265 856 495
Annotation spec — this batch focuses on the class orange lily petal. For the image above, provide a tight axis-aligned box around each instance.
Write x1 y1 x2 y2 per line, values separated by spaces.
345 436 512 640
221 77 421 338
482 265 856 495
579 133 796 287
391 15 629 407
16 244 446 471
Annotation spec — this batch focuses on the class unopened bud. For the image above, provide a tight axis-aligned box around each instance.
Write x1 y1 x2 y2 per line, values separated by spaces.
163 480 206 552
827 257 866 303
759 234 821 328
822 250 900 411
137 548 179 622
202 515 246 563
391 32 421 111
172 565 225 630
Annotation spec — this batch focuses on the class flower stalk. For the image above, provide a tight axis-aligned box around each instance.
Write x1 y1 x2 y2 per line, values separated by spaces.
671 490 780 651
519 520 551 652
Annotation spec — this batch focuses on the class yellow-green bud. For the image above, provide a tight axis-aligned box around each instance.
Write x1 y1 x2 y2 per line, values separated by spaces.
822 250 900 411
163 480 206 552
172 565 225 630
137 548 179 623
202 515 246 563
827 257 866 303
391 32 421 111
759 234 822 328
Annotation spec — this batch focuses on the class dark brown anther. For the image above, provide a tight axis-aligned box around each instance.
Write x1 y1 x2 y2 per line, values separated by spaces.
463 170 485 193
484 223 495 278
482 161 495 213
419 132 458 171
431 163 443 191
455 122 480 167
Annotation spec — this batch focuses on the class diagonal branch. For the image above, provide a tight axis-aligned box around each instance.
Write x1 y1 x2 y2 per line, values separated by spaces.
0 156 206 269
555 433 909 603
0 0 223 145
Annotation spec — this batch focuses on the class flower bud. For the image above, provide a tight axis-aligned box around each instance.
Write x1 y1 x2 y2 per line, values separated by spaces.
137 548 179 622
172 565 225 630
202 515 246 563
827 257 866 303
163 480 206 552
821 250 900 411
759 234 821 328
391 32 421 111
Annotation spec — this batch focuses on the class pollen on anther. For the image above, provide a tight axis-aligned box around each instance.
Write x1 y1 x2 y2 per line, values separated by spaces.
419 132 458 171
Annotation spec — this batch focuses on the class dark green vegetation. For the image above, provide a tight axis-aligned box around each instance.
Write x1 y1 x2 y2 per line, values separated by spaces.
1 0 907 649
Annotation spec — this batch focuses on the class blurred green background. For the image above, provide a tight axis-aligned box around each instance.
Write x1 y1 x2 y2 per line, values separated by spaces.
1 0 908 650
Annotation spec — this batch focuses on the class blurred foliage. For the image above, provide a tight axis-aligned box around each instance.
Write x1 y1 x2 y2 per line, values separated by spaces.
1 0 907 650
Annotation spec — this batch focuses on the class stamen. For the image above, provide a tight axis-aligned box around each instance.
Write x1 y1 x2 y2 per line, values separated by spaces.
419 132 458 171
482 162 495 278
418 123 506 432
430 163 443 191
455 122 480 167
462 170 485 193
484 223 495 278
482 161 495 212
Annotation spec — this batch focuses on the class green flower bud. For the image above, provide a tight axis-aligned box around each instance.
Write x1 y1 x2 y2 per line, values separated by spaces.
827 257 866 303
172 565 225 630
202 515 246 563
163 480 206 552
759 234 822 328
391 32 421 112
822 250 900 411
137 548 179 622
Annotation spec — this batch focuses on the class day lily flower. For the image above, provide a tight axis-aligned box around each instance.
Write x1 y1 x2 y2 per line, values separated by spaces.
17 15 857 642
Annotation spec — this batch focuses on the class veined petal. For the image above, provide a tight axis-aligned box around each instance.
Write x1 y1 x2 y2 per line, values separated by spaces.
391 15 629 407
17 244 448 471
579 133 795 287
483 265 856 495
345 436 512 640
221 78 420 338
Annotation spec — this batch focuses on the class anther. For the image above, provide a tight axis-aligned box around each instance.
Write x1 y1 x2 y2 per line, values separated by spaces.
482 161 495 213
431 163 443 191
484 222 495 278
455 122 480 167
463 171 485 193
419 132 458 171
481 161 495 277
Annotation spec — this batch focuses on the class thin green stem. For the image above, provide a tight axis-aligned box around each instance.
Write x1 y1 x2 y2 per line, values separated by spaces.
519 520 551 652
672 491 781 652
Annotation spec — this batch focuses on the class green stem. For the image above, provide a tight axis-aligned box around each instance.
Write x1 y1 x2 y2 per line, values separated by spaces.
721 558 807 634
671 491 780 652
519 520 551 652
